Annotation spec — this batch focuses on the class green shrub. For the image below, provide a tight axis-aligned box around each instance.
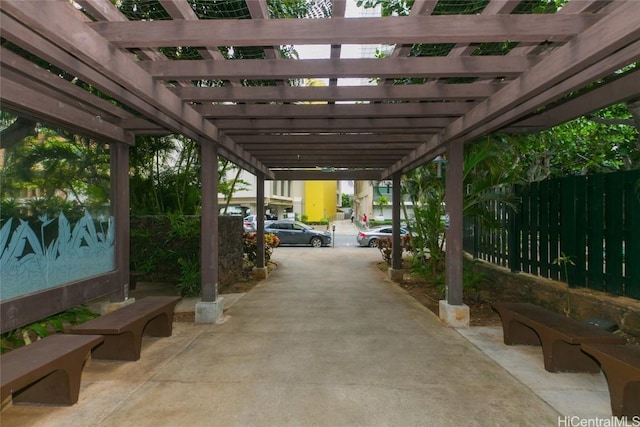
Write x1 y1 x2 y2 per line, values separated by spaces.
0 306 99 353
177 256 200 297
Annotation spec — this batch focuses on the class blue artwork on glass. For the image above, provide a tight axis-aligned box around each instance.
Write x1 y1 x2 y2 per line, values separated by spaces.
0 211 115 301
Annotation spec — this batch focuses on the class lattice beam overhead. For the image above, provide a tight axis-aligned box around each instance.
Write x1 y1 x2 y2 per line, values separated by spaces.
88 15 599 46
1 0 638 179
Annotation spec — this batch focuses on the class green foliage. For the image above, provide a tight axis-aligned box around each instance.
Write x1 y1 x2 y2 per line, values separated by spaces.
129 135 255 216
300 214 309 223
402 163 447 275
502 102 639 182
462 137 521 228
375 195 389 214
402 138 518 278
1 306 99 353
129 135 202 215
0 129 110 208
358 0 566 16
341 193 352 207
129 215 199 285
269 0 332 18
431 259 489 301
0 196 87 224
553 252 575 285
177 256 200 297
375 235 412 265
242 232 280 277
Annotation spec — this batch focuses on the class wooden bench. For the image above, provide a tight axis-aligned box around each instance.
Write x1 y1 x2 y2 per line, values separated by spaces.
1 334 103 406
580 343 640 417
69 296 181 361
493 302 626 372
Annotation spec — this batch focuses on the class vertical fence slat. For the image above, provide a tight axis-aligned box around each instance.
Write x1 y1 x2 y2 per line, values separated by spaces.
588 174 605 289
530 182 540 276
538 180 550 278
574 177 587 287
624 170 640 298
500 193 509 267
548 178 561 281
560 176 577 286
509 184 521 273
521 185 532 274
605 172 624 295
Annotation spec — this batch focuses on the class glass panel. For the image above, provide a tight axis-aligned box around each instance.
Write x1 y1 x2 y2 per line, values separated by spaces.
0 112 115 302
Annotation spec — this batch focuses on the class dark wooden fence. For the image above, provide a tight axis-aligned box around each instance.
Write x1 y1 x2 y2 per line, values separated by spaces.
464 169 640 299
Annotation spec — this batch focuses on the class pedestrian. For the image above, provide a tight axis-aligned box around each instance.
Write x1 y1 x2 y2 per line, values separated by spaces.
350 211 354 223
362 213 368 228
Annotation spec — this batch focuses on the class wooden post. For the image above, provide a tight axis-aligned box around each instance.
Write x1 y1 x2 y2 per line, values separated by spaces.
391 173 402 271
200 142 218 303
111 139 130 302
445 141 463 306
256 173 265 269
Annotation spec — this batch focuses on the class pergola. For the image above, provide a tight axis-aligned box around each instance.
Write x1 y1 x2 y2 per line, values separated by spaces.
1 0 639 327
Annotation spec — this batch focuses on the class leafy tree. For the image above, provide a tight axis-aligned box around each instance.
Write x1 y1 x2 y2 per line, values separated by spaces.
1 126 110 208
402 137 519 276
341 193 352 207
376 195 389 215
503 102 639 182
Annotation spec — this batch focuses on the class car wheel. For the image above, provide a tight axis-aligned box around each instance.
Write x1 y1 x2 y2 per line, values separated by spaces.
310 237 323 248
368 238 377 248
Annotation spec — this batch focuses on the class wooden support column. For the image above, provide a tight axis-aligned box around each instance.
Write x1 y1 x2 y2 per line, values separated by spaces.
391 173 403 271
256 174 266 269
440 140 469 327
388 173 405 282
445 141 464 305
110 139 130 303
253 174 268 279
200 141 218 303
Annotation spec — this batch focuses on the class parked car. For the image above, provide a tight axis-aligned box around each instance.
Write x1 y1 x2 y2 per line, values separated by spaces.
244 214 273 229
356 226 410 248
264 220 331 247
243 220 255 233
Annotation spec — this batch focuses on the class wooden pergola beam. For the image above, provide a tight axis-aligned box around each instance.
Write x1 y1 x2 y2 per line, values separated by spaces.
196 102 474 118
173 82 504 103
141 57 535 80
88 15 600 47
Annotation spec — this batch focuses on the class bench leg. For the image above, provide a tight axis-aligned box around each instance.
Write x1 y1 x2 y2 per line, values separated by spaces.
12 353 89 406
542 340 601 373
92 331 142 361
504 320 541 346
597 362 640 417
144 312 173 337
620 382 640 417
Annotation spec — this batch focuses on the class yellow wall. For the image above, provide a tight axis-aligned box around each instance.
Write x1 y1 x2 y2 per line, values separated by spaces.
304 181 337 221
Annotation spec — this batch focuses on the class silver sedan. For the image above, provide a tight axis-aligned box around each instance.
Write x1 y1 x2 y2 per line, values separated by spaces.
356 226 410 247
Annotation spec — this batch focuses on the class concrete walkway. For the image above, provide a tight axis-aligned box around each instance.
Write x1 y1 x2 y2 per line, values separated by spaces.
1 223 610 426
